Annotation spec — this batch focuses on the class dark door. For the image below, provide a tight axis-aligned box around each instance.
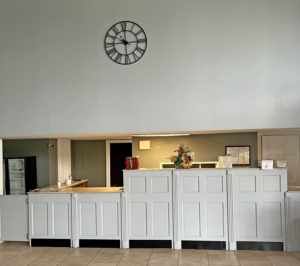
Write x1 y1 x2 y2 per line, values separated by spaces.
110 143 132 187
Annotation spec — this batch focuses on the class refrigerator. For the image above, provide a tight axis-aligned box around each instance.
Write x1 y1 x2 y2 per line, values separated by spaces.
3 157 37 195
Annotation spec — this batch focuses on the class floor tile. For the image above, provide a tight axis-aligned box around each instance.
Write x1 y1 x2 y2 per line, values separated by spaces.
267 256 300 266
122 249 152 258
152 249 179 254
148 254 178 264
17 247 51 258
149 264 182 266
58 262 89 266
207 250 236 256
35 252 70 262
73 248 101 254
28 262 60 266
179 250 207 259
239 261 272 266
293 252 300 259
178 259 208 265
90 253 123 263
117 257 149 265
87 263 117 266
49 247 74 253
263 251 295 257
0 252 19 262
99 248 126 253
235 251 268 261
118 257 149 265
1 256 38 266
208 254 240 265
0 246 29 252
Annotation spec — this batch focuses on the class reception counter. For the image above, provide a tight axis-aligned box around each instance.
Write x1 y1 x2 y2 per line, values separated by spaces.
0 168 290 251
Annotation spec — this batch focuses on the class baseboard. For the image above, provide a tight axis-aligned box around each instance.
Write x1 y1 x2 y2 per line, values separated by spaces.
31 239 71 247
79 239 120 248
237 241 283 251
129 240 172 248
181 241 226 250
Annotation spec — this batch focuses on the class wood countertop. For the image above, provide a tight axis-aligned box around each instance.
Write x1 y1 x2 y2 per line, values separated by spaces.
28 187 123 194
41 179 89 190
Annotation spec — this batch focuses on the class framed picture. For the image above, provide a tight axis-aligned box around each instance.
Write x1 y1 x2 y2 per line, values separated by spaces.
139 140 151 150
225 145 250 166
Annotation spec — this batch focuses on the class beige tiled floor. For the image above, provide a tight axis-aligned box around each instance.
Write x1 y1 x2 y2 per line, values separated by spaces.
0 242 299 265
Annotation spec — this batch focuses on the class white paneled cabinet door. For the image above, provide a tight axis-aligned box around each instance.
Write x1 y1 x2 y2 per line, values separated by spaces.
230 169 287 250
29 194 72 240
175 170 228 249
123 171 173 248
262 135 300 186
0 195 28 241
76 193 121 240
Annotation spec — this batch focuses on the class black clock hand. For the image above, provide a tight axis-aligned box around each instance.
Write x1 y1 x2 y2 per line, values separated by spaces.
115 37 126 43
120 35 131 45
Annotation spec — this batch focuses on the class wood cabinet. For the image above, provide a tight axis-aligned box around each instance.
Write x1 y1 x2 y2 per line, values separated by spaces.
229 169 287 250
28 194 72 241
72 181 88 188
123 170 173 248
174 170 228 249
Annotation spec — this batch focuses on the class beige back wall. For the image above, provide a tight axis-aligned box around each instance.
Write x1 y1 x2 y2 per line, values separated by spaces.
71 140 106 187
132 133 257 168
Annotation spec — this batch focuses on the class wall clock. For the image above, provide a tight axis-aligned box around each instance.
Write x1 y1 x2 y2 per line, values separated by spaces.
104 21 147 65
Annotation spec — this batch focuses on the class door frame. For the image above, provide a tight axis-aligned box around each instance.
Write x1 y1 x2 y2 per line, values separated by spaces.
257 131 300 160
106 140 132 187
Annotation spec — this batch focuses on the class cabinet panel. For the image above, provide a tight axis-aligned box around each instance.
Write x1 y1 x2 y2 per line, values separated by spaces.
238 176 256 193
263 202 281 238
205 176 223 193
130 202 147 236
80 203 97 236
77 193 121 240
129 177 146 193
29 194 71 239
238 203 257 238
182 176 199 193
151 176 169 193
124 170 173 243
176 170 228 247
231 169 287 249
53 203 69 236
182 203 200 237
263 176 281 192
152 202 169 237
102 202 119 236
206 202 224 237
32 203 48 236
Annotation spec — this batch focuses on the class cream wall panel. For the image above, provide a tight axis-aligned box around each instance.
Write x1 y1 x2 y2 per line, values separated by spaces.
57 139 71 183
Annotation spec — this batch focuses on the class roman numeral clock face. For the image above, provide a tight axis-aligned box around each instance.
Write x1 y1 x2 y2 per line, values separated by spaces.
104 21 147 65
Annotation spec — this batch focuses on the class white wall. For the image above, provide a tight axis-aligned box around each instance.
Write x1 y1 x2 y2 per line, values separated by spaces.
0 0 300 137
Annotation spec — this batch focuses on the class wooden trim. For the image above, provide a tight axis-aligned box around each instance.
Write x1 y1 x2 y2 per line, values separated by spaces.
138 140 151 150
106 140 132 187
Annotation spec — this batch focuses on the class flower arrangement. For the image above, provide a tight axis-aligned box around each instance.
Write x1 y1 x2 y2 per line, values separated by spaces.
169 143 194 169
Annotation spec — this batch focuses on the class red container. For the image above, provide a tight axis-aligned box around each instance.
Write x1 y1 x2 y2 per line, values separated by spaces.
125 157 139 169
